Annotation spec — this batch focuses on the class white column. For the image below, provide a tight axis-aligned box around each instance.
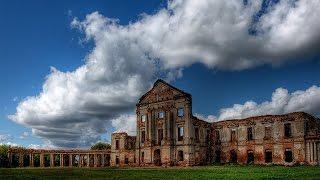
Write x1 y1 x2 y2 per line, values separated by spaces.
311 141 314 163
69 154 73 167
50 154 54 167
313 142 317 163
101 154 105 167
87 154 90 167
306 142 310 163
148 111 152 142
40 153 45 167
60 154 64 167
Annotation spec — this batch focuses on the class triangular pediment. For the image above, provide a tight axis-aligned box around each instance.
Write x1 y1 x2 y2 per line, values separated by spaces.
138 79 190 105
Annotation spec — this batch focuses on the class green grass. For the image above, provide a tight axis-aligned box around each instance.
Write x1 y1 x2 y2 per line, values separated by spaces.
0 165 319 180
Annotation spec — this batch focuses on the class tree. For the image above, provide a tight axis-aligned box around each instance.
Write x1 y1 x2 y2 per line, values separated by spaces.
0 145 9 167
90 142 111 150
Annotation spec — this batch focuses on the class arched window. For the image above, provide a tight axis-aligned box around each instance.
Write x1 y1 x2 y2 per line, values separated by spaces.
247 150 254 164
230 150 237 163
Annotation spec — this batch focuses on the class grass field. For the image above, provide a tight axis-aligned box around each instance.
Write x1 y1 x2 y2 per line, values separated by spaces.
0 165 319 179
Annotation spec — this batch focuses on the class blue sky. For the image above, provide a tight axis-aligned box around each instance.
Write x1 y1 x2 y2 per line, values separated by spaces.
1 0 320 148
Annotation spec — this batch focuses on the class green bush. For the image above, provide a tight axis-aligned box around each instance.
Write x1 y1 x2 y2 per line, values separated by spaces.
90 142 111 150
0 145 9 168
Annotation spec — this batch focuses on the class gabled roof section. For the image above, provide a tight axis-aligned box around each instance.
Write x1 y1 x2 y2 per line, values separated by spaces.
137 79 191 105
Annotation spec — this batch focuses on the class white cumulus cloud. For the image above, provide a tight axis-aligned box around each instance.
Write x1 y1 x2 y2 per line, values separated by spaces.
111 114 136 136
19 132 29 139
9 0 320 148
194 113 218 123
0 134 11 143
217 85 320 120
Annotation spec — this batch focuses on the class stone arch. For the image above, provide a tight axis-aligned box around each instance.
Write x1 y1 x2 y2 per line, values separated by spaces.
230 150 237 163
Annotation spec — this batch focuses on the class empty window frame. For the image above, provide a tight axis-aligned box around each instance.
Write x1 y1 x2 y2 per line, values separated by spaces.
141 115 146 122
215 150 221 163
178 126 184 141
247 127 253 141
158 129 163 145
125 156 129 164
206 129 210 144
178 108 184 117
231 130 236 142
195 127 199 141
247 151 254 164
141 131 146 143
264 126 272 139
285 149 293 163
265 150 272 163
141 152 144 163
230 150 237 163
158 111 165 118
284 123 292 138
116 156 119 165
115 140 120 150
178 150 184 161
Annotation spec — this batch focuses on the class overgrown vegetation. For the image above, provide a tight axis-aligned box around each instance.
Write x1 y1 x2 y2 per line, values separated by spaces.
90 142 111 150
0 145 9 167
0 145 30 168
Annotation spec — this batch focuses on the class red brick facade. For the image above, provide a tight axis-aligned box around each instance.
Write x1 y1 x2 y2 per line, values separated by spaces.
111 79 320 166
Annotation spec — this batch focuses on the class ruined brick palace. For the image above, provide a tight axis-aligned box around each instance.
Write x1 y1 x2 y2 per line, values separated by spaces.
110 79 320 166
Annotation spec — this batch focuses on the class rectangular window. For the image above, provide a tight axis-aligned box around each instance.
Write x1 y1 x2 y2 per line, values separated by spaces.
158 129 163 145
141 115 146 122
247 151 254 164
158 111 164 118
116 140 119 150
125 157 129 164
247 127 253 141
178 126 184 141
215 130 220 145
178 150 184 161
178 108 184 117
206 129 210 143
116 156 119 165
141 131 145 143
195 127 199 141
284 123 292 138
264 126 272 139
141 152 144 163
265 150 272 163
285 149 293 162
231 130 236 142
